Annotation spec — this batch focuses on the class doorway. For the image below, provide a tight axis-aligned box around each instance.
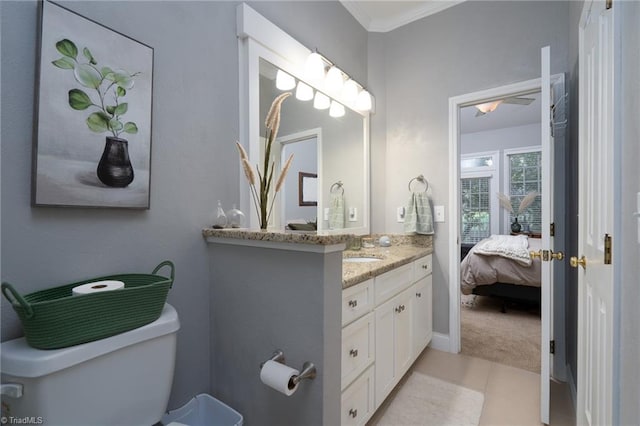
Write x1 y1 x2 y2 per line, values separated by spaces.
458 90 543 373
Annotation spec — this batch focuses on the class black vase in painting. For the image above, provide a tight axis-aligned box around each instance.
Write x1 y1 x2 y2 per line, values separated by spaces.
97 136 134 188
511 217 522 233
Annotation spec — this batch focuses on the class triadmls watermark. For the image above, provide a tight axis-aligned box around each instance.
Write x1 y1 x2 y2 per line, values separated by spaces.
1 417 44 425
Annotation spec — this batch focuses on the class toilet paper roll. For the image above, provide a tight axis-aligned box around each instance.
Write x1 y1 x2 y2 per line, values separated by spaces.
72 280 125 296
260 360 300 396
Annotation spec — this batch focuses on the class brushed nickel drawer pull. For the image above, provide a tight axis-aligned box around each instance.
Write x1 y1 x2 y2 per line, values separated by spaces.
349 408 358 418
348 300 358 308
349 348 358 357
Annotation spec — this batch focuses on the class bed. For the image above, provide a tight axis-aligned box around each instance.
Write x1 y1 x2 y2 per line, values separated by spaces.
460 235 542 311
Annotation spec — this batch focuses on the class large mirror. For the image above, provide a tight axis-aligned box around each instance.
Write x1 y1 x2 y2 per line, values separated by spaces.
259 59 367 233
238 4 370 235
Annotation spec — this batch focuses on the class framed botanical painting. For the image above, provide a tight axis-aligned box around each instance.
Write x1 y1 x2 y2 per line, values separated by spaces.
33 1 153 208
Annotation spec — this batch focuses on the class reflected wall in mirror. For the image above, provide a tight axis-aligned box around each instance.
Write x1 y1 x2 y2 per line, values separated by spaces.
259 59 366 232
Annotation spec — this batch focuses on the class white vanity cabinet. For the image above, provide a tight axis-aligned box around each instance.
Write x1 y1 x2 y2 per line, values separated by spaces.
341 253 433 424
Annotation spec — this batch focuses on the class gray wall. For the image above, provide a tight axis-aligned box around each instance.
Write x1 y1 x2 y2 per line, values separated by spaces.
368 1 570 334
1 0 366 414
617 1 640 423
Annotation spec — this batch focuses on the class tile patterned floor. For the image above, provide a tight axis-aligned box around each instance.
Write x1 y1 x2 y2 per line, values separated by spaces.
368 348 575 426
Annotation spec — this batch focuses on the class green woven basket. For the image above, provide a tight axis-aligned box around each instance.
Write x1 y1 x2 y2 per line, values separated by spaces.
1 260 174 350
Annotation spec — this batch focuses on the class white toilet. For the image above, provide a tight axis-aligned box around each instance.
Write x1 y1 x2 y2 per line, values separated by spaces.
1 303 180 426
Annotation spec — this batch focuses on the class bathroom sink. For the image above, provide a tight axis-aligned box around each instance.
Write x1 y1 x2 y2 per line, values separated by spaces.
343 257 382 263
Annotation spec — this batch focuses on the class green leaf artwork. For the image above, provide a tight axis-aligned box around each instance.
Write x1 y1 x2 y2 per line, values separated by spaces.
52 38 141 138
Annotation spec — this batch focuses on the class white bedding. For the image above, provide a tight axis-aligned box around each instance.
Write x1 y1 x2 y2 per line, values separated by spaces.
472 234 532 266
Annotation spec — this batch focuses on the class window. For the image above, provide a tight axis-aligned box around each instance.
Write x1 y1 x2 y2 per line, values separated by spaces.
460 152 499 244
461 176 491 243
505 149 542 233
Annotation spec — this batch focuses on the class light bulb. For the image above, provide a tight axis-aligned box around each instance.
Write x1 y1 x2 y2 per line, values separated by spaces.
355 89 372 111
314 92 330 110
341 79 359 104
304 52 325 83
275 69 296 90
295 81 314 101
329 101 345 118
325 66 344 94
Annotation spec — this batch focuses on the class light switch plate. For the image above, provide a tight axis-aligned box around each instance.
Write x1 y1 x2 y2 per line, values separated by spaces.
324 208 330 221
434 205 445 222
397 206 405 222
349 207 357 222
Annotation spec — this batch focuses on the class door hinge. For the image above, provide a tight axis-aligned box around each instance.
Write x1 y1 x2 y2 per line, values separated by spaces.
606 0 613 10
550 340 555 354
604 233 612 264
550 222 555 237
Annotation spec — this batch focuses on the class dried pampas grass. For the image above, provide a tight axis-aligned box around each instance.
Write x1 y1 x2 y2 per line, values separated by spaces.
517 191 538 214
497 191 539 215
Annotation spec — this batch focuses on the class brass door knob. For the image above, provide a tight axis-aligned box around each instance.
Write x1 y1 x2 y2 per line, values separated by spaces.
550 250 564 261
570 255 587 269
530 250 542 259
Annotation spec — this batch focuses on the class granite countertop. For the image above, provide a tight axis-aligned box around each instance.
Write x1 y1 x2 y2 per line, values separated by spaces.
342 244 433 289
202 228 353 246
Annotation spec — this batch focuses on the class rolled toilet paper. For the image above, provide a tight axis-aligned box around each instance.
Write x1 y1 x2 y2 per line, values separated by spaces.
72 280 125 296
260 360 300 396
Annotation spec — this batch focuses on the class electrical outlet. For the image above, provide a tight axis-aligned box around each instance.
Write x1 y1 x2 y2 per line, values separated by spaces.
324 208 330 221
349 207 358 222
397 206 405 222
434 205 445 222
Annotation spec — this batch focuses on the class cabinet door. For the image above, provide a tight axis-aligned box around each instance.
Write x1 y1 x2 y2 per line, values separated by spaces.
394 287 413 378
412 275 433 359
374 296 395 408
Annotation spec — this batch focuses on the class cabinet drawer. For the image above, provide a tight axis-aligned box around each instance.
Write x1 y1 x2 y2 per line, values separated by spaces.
341 366 375 426
342 312 374 390
374 262 413 305
342 279 374 326
413 254 433 281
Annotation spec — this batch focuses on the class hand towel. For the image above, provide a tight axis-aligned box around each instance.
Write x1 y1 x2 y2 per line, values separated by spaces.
404 192 434 235
329 193 345 229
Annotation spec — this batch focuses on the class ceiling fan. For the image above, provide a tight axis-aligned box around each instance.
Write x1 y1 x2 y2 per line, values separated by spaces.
474 96 535 117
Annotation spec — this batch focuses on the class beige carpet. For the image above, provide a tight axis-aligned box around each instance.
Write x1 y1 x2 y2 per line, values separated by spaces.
461 294 540 373
377 372 484 426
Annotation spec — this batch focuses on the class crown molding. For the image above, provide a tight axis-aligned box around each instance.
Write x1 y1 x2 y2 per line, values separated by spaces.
340 1 466 33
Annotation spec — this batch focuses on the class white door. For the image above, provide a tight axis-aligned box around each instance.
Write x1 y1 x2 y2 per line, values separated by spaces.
576 1 615 424
538 45 555 425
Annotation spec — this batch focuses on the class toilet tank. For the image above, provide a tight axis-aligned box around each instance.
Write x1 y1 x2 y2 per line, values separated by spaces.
1 303 180 426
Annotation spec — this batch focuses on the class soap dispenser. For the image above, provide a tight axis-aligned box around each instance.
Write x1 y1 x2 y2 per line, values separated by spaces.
213 200 227 229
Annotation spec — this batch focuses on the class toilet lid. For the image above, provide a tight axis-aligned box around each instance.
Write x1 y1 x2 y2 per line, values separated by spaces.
1 304 179 378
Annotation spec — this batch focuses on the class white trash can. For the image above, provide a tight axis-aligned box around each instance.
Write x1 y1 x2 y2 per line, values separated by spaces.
162 393 243 426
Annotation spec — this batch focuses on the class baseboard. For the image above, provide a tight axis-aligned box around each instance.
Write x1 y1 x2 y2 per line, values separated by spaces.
428 332 450 352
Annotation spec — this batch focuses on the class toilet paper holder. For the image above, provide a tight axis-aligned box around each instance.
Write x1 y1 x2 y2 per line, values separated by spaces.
260 350 317 384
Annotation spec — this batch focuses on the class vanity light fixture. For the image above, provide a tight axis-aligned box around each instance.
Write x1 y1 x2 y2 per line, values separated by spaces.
341 79 359 104
302 51 372 112
276 69 296 91
329 100 345 118
475 100 503 114
304 52 325 83
325 66 344 94
313 92 331 110
355 89 372 111
296 81 314 101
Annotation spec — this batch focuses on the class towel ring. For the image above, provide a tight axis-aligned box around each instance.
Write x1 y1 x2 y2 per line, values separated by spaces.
408 175 429 192
330 181 344 195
